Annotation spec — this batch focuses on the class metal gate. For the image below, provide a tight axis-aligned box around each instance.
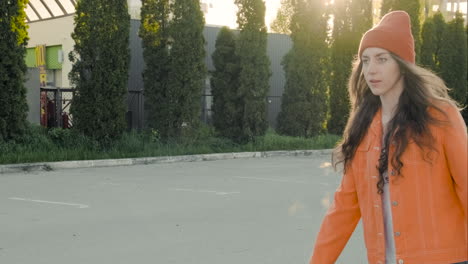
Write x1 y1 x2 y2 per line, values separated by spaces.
40 88 74 128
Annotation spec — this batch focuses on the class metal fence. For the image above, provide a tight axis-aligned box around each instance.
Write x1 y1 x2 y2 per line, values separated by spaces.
36 88 280 131
40 88 73 128
200 94 282 128
127 90 144 130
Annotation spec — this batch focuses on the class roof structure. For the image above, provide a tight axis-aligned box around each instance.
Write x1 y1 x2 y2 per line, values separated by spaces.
25 0 76 22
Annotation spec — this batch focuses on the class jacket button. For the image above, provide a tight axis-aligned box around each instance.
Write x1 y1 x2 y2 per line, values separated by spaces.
392 201 398 206
395 231 401 237
398 259 404 264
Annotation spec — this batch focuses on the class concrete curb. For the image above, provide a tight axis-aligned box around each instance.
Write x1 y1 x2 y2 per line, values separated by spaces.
0 149 333 174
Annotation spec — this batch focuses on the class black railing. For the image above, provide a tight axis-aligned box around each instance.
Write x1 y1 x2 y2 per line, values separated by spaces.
40 87 74 128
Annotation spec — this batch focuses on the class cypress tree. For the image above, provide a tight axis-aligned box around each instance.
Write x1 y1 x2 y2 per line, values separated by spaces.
420 11 446 72
328 0 372 135
439 12 467 109
69 0 130 141
431 11 446 72
329 0 353 132
349 0 372 34
276 0 329 137
0 0 29 141
420 16 436 70
211 27 241 139
234 0 271 142
380 0 394 16
165 0 206 139
380 0 421 60
270 0 293 35
139 0 171 136
464 26 468 125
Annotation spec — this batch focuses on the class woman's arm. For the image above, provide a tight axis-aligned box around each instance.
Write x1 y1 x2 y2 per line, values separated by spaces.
309 165 362 264
442 105 467 219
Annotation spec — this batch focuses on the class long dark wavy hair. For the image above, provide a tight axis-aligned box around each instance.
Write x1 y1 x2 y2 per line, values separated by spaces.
333 53 460 194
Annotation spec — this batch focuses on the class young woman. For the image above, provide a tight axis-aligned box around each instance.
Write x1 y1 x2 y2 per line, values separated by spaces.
310 11 467 264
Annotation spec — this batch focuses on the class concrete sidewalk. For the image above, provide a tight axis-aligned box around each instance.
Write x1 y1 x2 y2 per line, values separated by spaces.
0 149 332 174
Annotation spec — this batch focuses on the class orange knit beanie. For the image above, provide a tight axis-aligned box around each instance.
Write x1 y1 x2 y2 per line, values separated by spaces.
358 10 415 63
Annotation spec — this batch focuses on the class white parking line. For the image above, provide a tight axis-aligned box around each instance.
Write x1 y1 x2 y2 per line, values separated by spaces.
8 197 89 209
234 176 308 184
169 188 240 196
98 182 122 186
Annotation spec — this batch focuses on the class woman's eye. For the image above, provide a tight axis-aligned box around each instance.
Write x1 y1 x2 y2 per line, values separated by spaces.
362 59 369 64
378 57 387 63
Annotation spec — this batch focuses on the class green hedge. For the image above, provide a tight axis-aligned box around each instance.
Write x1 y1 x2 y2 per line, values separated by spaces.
0 125 340 165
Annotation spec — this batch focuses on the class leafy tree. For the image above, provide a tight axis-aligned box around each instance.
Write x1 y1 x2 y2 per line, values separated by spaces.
270 0 293 34
381 0 422 60
69 0 130 142
139 0 171 136
211 27 241 139
234 0 271 142
164 0 206 139
328 0 372 135
276 0 329 137
439 12 467 110
0 0 29 141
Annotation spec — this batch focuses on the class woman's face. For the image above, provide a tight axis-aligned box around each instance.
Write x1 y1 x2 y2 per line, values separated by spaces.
361 47 404 99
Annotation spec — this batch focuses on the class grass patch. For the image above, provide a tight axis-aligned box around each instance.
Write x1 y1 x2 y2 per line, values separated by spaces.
0 125 341 165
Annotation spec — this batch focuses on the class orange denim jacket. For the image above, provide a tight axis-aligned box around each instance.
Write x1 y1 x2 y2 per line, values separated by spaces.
310 102 467 264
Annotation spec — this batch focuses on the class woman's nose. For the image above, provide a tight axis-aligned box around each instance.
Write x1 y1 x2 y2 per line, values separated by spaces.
366 60 377 74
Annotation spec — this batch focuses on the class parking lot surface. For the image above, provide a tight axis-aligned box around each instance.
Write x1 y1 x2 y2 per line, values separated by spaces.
0 156 366 264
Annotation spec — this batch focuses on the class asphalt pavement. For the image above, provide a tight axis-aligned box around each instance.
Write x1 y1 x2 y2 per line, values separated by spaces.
0 155 366 264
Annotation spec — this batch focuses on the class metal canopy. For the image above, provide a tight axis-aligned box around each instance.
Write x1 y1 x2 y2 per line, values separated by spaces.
25 0 76 22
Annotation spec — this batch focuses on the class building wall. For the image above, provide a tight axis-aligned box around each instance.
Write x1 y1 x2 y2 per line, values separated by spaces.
25 68 41 124
266 33 292 128
128 20 145 129
26 15 75 88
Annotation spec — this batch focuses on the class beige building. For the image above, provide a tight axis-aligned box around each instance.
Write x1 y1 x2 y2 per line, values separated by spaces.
27 15 74 88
